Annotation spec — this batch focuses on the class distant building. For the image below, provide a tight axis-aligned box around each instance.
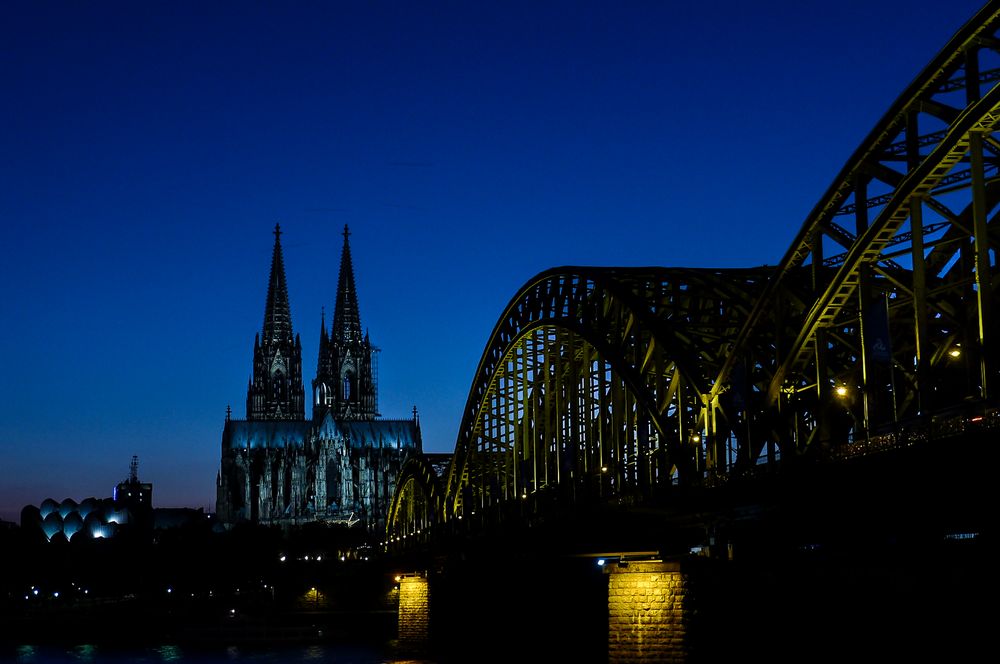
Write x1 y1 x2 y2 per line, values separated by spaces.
114 455 153 528
20 456 154 542
216 225 421 531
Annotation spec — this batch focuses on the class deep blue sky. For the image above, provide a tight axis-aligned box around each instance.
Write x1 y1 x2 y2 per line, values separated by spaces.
0 0 987 520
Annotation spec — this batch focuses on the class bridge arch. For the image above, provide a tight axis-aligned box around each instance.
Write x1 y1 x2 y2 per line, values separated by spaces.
387 3 1000 542
711 2 1000 464
386 453 450 543
440 268 770 520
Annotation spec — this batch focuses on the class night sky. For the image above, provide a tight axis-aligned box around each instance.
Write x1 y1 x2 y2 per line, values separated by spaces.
0 0 987 521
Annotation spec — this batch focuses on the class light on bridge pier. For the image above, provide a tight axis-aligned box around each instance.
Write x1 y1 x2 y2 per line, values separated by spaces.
395 571 429 645
601 556 691 662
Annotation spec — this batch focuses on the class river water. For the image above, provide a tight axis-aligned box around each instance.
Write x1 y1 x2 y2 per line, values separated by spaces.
2 644 434 664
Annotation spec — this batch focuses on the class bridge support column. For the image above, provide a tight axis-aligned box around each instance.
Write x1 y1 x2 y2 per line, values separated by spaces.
397 573 429 646
606 561 689 663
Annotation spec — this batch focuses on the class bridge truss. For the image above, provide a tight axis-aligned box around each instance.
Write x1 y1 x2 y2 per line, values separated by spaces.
388 1 1000 544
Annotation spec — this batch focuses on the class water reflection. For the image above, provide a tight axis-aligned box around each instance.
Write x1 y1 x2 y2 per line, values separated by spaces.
15 645 36 663
72 645 96 662
302 645 324 660
155 645 183 661
4 644 435 663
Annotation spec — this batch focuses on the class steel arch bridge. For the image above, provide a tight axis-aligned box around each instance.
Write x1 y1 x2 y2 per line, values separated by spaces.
388 1 1000 545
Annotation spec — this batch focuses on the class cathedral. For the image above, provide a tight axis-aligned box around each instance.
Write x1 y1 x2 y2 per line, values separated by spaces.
216 225 421 531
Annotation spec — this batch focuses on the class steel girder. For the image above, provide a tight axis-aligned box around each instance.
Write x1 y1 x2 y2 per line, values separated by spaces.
386 453 448 544
386 3 1000 540
438 268 769 520
708 1 1000 465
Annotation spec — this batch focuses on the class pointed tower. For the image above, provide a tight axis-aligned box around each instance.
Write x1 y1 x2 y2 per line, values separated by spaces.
247 224 305 420
313 225 378 421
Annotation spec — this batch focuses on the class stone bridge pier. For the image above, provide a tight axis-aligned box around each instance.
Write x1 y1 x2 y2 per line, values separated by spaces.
392 555 701 662
605 560 690 663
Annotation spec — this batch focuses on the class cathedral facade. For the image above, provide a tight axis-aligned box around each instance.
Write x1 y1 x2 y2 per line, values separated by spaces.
216 225 421 530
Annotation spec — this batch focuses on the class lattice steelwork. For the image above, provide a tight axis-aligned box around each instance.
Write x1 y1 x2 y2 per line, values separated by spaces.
387 454 448 545
388 2 1000 542
387 268 770 540
707 1 1000 469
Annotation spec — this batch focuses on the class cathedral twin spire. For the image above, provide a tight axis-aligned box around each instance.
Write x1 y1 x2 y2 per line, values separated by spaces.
316 225 378 421
263 224 293 344
247 223 377 422
332 225 363 344
247 224 305 420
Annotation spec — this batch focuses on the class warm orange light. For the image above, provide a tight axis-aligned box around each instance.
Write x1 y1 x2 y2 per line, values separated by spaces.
835 385 848 397
949 348 962 358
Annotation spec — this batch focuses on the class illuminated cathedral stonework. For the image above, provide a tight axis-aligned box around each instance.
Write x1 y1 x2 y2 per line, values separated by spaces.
216 225 420 530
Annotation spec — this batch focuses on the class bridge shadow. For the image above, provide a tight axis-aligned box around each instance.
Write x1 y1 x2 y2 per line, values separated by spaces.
388 427 997 662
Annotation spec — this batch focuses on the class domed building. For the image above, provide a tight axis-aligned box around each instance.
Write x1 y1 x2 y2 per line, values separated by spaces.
20 456 153 542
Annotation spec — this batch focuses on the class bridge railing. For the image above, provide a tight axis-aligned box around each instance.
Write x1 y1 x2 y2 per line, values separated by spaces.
830 405 999 461
682 403 999 490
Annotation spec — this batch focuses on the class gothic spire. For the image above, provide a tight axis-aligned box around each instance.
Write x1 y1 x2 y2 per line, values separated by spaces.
247 223 305 421
263 223 293 342
317 306 329 368
332 224 362 343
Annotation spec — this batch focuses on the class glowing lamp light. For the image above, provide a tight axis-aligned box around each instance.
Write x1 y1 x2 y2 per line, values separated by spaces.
601 466 608 473
949 348 962 358
835 385 849 397
597 559 606 567
279 555 286 562
394 575 402 582
691 434 701 443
